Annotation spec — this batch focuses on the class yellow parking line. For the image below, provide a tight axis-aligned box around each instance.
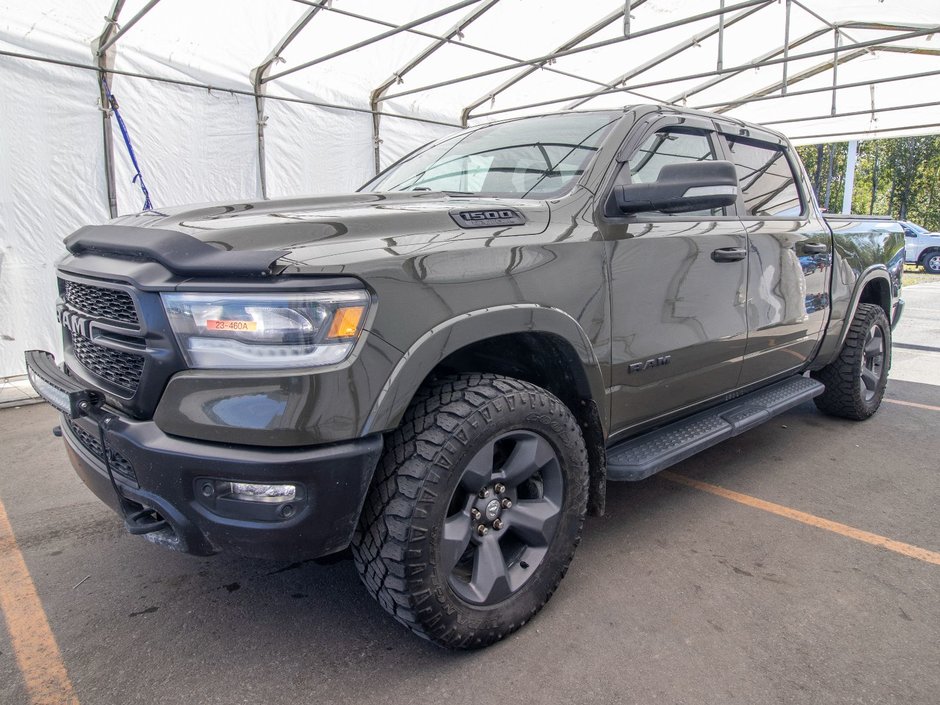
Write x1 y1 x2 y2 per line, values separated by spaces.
662 472 940 567
883 398 940 413
0 498 79 705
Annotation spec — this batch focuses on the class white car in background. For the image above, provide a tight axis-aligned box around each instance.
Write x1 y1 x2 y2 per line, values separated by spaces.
900 221 940 274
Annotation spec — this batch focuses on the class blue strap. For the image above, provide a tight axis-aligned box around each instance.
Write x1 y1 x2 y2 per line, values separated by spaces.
102 77 153 211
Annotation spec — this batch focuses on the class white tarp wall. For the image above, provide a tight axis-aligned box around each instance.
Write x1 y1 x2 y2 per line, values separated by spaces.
2 0 939 377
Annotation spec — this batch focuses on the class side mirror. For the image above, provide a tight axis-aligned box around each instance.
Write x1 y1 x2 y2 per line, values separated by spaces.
613 160 740 215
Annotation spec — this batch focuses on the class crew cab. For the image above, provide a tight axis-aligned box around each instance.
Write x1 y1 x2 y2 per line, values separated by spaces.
27 105 904 649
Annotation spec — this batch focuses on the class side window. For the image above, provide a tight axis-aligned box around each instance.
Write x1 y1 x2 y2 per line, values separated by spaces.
616 128 725 216
726 137 803 217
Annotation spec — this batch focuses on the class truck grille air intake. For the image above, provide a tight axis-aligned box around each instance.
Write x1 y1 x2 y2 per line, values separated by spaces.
70 332 145 393
64 281 139 325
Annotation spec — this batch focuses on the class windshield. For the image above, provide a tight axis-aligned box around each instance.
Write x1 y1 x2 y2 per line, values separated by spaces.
361 112 621 199
904 221 929 235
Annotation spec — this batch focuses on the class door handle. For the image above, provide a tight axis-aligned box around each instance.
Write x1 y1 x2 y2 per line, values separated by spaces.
800 242 829 254
711 247 747 262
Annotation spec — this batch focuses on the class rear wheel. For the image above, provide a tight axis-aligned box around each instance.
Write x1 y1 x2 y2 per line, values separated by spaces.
352 374 589 649
923 251 940 274
812 303 891 420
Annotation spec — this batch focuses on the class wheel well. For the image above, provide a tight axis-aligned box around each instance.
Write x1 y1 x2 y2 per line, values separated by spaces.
857 277 891 320
419 332 608 516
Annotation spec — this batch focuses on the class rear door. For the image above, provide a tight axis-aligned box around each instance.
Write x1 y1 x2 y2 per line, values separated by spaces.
717 132 832 386
597 116 750 437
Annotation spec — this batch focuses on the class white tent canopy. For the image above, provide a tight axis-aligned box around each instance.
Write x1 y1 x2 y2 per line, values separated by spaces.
2 0 939 377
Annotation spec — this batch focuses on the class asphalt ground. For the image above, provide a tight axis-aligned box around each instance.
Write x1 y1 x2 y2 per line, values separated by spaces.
1 283 938 705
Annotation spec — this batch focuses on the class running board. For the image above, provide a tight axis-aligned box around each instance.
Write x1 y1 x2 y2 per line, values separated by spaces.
606 376 824 481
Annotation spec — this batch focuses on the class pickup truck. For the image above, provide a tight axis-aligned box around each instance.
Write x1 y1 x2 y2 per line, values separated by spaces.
26 105 904 649
899 220 940 273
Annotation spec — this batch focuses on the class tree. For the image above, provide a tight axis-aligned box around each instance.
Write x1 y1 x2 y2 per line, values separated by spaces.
796 134 940 230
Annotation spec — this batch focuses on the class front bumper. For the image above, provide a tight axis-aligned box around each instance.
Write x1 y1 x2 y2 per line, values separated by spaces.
27 350 383 559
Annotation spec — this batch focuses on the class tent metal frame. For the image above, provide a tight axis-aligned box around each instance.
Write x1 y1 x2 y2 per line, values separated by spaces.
6 0 939 212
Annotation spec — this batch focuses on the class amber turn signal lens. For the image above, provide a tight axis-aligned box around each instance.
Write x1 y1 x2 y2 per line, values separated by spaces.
327 306 365 339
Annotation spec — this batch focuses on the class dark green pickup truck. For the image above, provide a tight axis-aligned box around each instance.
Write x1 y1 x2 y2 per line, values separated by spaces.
27 105 903 648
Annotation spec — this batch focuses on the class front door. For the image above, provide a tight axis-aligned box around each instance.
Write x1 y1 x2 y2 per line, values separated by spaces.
598 120 749 437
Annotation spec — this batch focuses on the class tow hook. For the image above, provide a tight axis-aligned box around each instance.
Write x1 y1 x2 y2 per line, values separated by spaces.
124 507 170 536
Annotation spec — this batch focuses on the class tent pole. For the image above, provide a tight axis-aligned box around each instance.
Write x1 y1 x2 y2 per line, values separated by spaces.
460 2 647 125
265 0 484 84
370 0 502 173
95 0 161 57
713 48 867 114
668 27 829 105
782 0 791 94
842 140 858 214
717 0 726 71
92 0 125 219
569 0 768 111
831 30 841 116
250 1 329 200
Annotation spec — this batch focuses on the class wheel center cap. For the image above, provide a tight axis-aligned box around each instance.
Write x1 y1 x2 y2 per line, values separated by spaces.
484 498 501 521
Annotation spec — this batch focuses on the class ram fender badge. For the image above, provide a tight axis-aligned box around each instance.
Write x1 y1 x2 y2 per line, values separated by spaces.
627 355 671 374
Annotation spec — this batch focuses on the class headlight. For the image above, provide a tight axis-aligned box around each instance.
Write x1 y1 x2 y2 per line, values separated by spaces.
161 290 370 369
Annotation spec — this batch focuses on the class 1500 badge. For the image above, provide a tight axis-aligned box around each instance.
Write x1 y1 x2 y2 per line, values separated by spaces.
450 209 526 229
627 355 671 373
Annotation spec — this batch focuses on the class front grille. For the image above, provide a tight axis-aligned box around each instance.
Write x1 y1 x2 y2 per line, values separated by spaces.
71 333 145 393
64 281 138 325
66 418 137 483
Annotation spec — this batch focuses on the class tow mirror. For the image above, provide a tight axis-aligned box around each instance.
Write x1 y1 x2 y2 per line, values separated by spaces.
613 160 740 215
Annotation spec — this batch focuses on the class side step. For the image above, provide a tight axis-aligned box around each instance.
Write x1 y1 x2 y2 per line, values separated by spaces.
606 376 824 481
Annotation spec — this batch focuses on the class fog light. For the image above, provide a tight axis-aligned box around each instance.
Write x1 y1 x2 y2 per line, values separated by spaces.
230 482 297 502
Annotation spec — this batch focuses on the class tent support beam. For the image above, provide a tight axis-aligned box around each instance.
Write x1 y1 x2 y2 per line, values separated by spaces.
793 120 940 142
290 0 612 91
265 0 483 84
761 99 940 127
666 20 913 106
468 26 940 120
460 1 648 126
250 1 329 199
379 0 775 103
668 27 830 105
567 0 769 111
92 0 125 218
0 49 463 126
95 0 161 56
713 48 869 114
371 0 501 173
693 69 940 110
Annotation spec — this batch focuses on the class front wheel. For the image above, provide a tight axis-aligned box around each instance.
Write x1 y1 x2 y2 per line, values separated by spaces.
812 303 891 420
352 374 589 649
923 251 940 274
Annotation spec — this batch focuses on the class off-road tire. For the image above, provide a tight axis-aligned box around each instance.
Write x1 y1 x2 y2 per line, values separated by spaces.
351 373 589 649
812 303 891 420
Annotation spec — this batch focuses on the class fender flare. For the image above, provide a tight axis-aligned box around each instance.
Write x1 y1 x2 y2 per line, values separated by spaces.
817 265 893 368
362 304 606 435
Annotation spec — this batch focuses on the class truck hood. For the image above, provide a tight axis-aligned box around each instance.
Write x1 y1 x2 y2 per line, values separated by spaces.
110 192 551 273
